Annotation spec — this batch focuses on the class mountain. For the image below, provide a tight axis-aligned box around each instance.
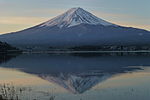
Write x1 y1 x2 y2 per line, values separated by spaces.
0 7 150 50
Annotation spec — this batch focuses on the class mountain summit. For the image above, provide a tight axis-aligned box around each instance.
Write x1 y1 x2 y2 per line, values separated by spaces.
40 7 115 28
0 7 150 50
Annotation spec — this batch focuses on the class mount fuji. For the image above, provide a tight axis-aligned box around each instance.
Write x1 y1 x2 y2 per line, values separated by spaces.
0 7 150 50
39 7 115 28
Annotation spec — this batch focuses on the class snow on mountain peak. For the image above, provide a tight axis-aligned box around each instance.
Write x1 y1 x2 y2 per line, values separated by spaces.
40 7 115 28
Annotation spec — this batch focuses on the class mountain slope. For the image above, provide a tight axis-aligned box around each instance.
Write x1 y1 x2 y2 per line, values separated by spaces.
0 7 150 50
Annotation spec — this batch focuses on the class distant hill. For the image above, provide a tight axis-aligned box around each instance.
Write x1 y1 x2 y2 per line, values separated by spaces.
0 41 21 53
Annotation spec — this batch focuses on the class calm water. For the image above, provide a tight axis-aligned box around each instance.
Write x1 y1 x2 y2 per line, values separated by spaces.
0 53 150 100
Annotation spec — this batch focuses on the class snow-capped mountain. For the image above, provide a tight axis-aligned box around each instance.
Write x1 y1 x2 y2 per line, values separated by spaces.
40 7 115 28
0 7 150 50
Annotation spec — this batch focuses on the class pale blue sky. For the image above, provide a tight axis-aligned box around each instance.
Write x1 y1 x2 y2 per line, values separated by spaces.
0 0 149 34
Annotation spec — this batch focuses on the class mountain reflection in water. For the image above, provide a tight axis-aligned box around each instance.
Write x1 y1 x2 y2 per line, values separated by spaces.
0 53 150 94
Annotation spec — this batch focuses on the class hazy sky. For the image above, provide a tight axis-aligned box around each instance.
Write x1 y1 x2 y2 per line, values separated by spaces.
0 0 149 34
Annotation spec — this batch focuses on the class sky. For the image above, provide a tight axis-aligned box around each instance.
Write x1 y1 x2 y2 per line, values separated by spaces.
0 0 150 34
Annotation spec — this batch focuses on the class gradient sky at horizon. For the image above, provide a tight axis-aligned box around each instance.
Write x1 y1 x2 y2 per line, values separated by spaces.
0 0 150 34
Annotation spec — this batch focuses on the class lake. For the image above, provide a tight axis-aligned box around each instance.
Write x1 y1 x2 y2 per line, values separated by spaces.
0 53 150 100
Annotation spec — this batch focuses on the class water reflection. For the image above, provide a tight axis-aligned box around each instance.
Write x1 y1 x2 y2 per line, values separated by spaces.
0 54 17 64
0 53 150 94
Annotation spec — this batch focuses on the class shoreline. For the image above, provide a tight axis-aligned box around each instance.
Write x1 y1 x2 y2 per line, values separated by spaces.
22 50 150 54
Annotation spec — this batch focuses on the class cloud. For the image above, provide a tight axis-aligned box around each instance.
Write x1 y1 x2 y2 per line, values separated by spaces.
0 17 49 25
0 16 51 34
93 11 150 31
